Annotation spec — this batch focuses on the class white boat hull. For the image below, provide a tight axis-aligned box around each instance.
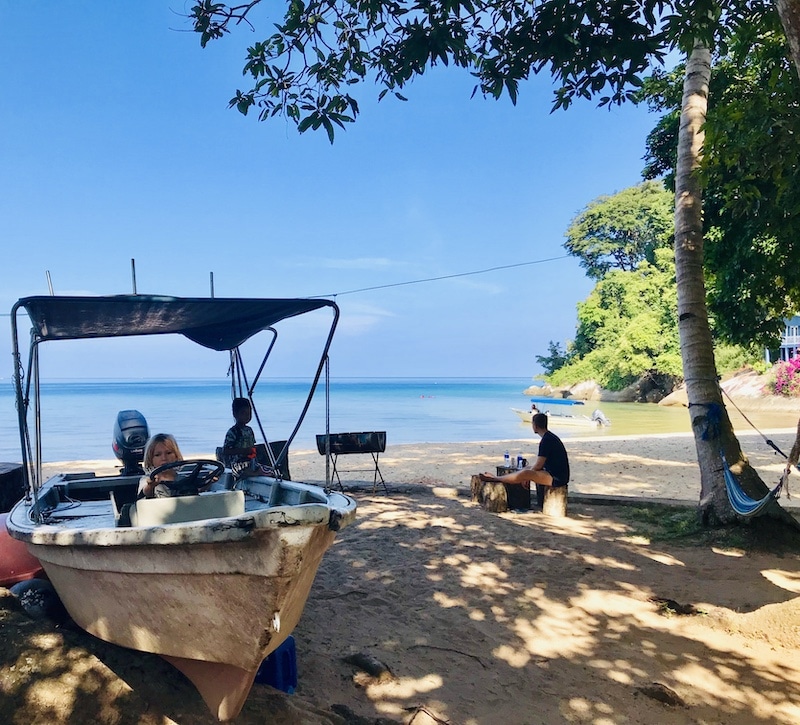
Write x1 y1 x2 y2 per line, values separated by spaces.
7 476 356 721
511 407 608 428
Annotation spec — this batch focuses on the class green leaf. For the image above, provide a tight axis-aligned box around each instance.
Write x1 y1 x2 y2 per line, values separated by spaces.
322 116 335 143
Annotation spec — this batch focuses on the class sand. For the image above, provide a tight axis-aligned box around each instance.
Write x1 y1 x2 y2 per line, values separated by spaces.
297 428 800 498
4 430 800 724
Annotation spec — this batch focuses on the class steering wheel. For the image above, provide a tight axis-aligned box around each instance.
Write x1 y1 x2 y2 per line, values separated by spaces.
148 459 224 496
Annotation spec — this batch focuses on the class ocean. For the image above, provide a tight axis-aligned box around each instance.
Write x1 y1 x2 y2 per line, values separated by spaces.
0 377 794 464
1 377 535 462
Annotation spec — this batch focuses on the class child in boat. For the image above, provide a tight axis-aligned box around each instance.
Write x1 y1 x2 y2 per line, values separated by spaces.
222 398 275 478
137 433 184 498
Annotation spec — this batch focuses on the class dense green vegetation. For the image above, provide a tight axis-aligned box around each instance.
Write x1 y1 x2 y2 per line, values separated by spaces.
546 248 682 390
564 181 674 280
537 21 798 394
640 21 800 351
538 181 765 392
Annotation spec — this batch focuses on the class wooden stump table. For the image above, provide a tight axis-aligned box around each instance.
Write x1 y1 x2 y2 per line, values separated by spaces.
470 475 509 513
471 473 568 517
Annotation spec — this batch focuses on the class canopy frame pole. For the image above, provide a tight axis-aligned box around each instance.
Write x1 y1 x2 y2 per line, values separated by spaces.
10 301 43 520
325 355 331 489
279 304 339 459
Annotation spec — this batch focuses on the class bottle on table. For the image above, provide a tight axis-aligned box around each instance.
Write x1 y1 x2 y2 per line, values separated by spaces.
504 450 510 468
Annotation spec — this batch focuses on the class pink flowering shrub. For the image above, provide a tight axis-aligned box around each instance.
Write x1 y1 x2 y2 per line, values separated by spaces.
770 358 800 396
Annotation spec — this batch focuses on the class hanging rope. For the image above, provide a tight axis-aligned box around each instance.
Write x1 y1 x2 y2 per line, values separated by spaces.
717 383 793 499
719 384 795 460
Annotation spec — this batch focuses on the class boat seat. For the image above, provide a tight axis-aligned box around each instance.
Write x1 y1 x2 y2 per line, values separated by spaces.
275 488 314 505
128 490 245 527
215 440 291 480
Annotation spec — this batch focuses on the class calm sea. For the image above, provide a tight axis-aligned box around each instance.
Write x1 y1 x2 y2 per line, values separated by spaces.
0 378 795 463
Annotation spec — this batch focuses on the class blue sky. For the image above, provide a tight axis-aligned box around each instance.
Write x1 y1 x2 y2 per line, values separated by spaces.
0 2 663 380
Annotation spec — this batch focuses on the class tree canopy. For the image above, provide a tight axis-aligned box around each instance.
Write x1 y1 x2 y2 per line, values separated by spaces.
545 248 682 390
564 181 674 280
187 0 740 141
640 16 800 349
547 180 762 390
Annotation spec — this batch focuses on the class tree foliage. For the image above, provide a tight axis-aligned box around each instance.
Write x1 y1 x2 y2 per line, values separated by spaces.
640 17 800 349
187 0 743 141
564 181 674 280
535 340 569 375
547 248 683 390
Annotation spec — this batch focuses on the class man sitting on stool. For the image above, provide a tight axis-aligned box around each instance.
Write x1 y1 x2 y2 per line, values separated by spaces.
480 413 570 502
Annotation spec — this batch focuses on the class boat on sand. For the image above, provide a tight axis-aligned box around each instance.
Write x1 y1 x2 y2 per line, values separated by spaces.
6 294 357 721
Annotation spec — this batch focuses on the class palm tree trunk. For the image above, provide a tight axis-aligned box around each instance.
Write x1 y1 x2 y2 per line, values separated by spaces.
674 42 798 530
776 0 800 80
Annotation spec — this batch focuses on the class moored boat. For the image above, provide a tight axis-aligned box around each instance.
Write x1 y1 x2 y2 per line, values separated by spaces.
512 402 611 428
5 294 357 721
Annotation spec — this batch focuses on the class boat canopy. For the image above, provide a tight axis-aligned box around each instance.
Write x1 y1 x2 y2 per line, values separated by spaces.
529 396 585 406
14 295 335 351
11 294 341 497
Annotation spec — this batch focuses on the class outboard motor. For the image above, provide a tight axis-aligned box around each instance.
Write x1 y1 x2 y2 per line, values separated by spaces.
112 410 149 475
591 409 611 427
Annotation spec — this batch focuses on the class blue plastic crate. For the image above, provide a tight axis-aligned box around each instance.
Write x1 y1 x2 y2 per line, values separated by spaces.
255 635 297 693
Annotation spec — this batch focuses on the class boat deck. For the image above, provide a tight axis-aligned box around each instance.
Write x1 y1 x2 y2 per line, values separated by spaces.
39 500 116 529
18 475 331 532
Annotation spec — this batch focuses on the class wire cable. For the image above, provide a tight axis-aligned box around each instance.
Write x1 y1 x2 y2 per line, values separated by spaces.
312 254 570 298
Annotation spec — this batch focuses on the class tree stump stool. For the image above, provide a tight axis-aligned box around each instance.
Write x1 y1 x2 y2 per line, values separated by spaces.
470 475 509 513
541 485 568 517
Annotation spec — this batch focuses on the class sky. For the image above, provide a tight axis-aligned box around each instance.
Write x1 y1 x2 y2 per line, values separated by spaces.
0 2 664 380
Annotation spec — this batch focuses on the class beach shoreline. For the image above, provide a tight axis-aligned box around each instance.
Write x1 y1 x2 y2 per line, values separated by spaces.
38 427 800 506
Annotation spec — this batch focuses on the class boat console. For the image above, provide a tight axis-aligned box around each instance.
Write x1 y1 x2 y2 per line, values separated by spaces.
129 490 246 526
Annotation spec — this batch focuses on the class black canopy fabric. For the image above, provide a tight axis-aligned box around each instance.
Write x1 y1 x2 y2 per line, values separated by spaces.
15 295 336 351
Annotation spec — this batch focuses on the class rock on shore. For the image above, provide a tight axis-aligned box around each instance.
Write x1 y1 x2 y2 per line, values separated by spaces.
526 368 800 410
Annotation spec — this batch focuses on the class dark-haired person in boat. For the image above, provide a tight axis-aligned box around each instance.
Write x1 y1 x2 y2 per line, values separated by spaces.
480 412 570 490
222 397 275 478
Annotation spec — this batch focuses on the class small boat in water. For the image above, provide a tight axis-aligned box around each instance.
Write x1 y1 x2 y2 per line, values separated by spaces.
512 398 611 428
6 294 357 721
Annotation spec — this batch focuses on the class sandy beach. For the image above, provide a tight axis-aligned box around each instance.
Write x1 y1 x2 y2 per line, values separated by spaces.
288 427 800 503
4 430 799 724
